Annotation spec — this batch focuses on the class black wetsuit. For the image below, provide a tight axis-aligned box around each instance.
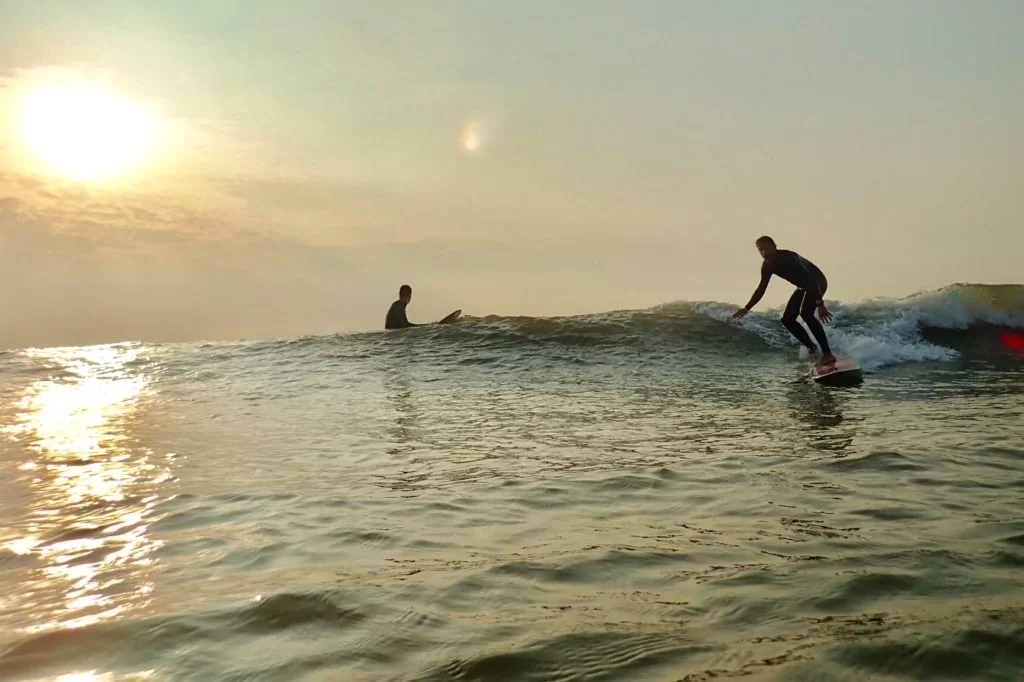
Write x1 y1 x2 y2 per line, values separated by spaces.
743 249 831 355
385 300 417 330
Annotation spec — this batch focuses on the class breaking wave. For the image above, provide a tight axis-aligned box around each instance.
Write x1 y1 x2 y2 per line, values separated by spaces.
435 283 1024 372
204 283 1024 376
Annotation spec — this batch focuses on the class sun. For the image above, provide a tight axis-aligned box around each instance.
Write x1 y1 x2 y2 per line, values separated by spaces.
17 81 157 182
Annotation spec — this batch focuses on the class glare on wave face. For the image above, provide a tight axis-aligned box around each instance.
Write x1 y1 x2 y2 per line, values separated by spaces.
16 79 157 182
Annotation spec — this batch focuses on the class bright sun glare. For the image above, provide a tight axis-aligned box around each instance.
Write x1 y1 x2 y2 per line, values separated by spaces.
17 81 157 182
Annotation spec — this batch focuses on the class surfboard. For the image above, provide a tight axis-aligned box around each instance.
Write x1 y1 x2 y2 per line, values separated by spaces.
437 309 462 325
810 354 862 386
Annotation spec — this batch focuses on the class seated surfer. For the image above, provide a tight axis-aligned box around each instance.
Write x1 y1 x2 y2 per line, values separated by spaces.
732 236 836 365
385 285 420 330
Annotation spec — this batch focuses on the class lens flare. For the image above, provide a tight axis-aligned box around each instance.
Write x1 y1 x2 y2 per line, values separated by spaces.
1002 333 1024 351
460 121 483 154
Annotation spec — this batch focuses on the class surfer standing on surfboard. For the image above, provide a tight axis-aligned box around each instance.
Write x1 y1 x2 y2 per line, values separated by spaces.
732 236 836 366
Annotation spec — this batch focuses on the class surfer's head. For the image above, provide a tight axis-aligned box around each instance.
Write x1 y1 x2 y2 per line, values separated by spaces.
755 235 777 262
399 284 412 303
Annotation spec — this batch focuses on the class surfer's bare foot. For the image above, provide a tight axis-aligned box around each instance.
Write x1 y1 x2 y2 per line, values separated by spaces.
821 353 836 365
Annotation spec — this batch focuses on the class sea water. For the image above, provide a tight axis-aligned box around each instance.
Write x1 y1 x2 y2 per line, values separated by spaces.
1 283 1022 681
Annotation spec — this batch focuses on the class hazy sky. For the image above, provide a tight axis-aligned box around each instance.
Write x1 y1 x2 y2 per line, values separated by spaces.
1 0 1022 349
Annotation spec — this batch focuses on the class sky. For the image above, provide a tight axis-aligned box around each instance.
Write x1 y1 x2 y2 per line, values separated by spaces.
1 0 1022 349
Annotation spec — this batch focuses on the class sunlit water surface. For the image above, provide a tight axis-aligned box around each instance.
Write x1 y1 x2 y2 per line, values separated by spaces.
2 297 1023 681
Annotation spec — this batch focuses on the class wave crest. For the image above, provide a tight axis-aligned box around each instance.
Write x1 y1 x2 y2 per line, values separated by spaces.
445 284 1023 371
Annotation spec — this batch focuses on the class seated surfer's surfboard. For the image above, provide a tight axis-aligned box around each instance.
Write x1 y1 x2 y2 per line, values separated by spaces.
810 353 862 386
437 309 462 324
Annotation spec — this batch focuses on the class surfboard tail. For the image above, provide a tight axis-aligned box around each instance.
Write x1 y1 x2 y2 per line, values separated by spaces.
810 353 863 385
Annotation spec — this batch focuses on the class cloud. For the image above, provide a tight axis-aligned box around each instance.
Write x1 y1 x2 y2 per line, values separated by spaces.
0 169 247 247
0 198 688 350
0 210 353 349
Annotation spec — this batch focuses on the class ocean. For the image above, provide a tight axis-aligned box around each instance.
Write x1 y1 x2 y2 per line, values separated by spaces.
1 282 1022 681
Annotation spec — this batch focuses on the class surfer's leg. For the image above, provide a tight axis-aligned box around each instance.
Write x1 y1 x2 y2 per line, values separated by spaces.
781 289 817 351
799 292 832 356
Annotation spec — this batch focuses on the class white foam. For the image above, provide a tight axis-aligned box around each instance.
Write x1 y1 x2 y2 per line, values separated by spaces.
823 313 957 372
835 285 1022 370
700 284 1023 373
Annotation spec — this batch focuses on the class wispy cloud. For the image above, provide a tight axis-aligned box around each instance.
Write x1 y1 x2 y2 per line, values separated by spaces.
0 171 238 246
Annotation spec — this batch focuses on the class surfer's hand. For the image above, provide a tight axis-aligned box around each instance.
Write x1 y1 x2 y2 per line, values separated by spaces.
817 303 833 324
732 308 749 320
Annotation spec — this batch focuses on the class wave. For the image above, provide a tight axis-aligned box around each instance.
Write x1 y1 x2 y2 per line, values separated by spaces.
184 283 1022 375
739 282 1024 371
436 283 1024 372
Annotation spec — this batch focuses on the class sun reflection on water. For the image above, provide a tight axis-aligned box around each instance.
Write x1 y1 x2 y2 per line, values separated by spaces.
1 344 172 635
43 672 158 682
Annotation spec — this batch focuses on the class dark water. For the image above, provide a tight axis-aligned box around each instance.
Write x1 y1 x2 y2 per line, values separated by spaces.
1 284 1023 681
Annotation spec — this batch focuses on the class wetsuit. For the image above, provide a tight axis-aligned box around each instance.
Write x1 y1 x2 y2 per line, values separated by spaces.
385 300 418 330
743 249 831 355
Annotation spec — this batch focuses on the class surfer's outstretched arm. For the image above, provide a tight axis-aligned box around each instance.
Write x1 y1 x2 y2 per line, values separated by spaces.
733 263 772 319
806 279 833 324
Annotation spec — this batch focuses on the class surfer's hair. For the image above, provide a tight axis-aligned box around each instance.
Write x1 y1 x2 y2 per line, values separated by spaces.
399 284 412 297
755 235 776 249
